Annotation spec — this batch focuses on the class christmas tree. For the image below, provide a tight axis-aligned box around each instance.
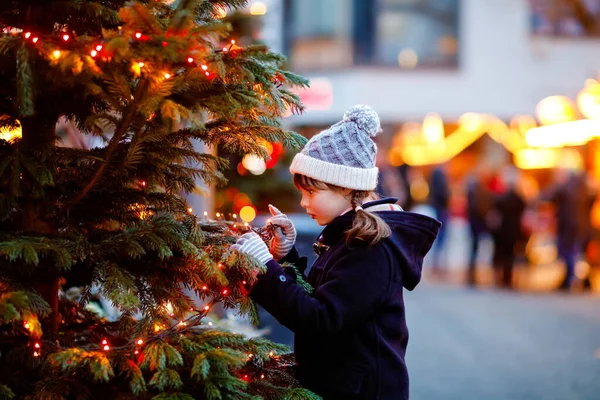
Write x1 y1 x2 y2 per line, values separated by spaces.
0 0 317 398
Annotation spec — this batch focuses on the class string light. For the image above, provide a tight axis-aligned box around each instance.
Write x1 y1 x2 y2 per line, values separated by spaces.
25 32 31 39
103 345 110 351
90 50 97 57
208 322 213 326
101 339 108 345
33 351 40 357
242 280 247 285
178 321 186 326
140 180 147 187
137 339 143 345
135 32 142 39
187 57 194 63
96 45 102 51
216 212 221 218
205 71 210 77
222 47 228 52
24 321 30 329
247 353 253 359
134 350 139 354
232 214 237 219
32 37 38 43
222 289 228 295
202 285 207 290
201 65 208 71
260 374 265 379
187 207 193 213
204 305 210 311
231 39 235 45
62 34 69 41
138 62 144 68
52 50 61 59
164 73 171 79
34 342 40 349
203 211 208 217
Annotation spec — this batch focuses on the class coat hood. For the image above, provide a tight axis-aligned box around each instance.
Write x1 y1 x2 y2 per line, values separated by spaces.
316 198 441 290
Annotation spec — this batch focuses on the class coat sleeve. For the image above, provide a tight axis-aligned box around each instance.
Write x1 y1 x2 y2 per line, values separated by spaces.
250 245 390 337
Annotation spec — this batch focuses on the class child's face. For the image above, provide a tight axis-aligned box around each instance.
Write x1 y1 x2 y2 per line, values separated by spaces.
298 187 352 226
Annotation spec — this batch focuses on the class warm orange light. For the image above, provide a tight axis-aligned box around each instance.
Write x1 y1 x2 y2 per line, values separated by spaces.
96 45 103 51
52 50 61 59
250 2 268 15
239 206 257 222
187 57 194 63
164 73 171 79
577 80 600 120
90 50 98 57
137 339 143 345
201 65 208 71
536 96 578 126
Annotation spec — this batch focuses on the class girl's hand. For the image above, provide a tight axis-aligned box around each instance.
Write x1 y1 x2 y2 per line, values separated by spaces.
267 204 297 261
232 232 273 265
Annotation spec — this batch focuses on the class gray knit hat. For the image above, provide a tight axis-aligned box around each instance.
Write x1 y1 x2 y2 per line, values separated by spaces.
290 105 381 191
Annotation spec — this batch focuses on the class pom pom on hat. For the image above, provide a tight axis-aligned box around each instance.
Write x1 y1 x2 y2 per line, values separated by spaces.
343 104 381 137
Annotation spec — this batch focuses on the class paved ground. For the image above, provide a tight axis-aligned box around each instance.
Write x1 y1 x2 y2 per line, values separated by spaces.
406 284 600 400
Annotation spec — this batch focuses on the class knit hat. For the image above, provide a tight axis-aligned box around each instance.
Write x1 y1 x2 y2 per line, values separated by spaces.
290 105 381 191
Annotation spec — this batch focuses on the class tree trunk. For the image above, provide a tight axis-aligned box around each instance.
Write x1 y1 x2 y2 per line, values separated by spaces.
18 116 61 333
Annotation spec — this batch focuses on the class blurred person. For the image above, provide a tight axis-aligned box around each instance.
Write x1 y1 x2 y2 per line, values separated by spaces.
543 169 592 291
488 167 526 289
465 165 494 287
428 164 450 274
233 105 440 399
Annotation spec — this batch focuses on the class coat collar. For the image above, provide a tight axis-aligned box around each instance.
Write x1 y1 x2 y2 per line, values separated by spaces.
315 197 399 247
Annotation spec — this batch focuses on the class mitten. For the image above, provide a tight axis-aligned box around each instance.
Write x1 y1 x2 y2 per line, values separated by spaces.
267 204 297 261
232 232 273 265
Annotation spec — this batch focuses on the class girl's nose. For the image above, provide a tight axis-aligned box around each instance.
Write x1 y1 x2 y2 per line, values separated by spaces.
300 195 309 209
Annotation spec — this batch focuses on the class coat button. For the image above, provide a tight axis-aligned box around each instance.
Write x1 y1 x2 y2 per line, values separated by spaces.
279 275 287 282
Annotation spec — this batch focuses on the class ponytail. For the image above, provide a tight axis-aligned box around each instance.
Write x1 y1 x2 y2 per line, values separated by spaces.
345 191 391 246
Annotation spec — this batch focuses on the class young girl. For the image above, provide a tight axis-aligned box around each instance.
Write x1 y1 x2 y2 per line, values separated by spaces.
233 105 441 400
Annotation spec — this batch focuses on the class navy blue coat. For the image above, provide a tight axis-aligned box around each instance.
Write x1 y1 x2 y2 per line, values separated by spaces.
250 198 440 399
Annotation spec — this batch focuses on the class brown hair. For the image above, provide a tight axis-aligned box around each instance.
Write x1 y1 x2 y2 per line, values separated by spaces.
293 174 391 246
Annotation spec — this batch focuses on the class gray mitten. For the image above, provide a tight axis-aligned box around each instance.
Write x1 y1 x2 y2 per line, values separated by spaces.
232 232 273 265
268 204 297 261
